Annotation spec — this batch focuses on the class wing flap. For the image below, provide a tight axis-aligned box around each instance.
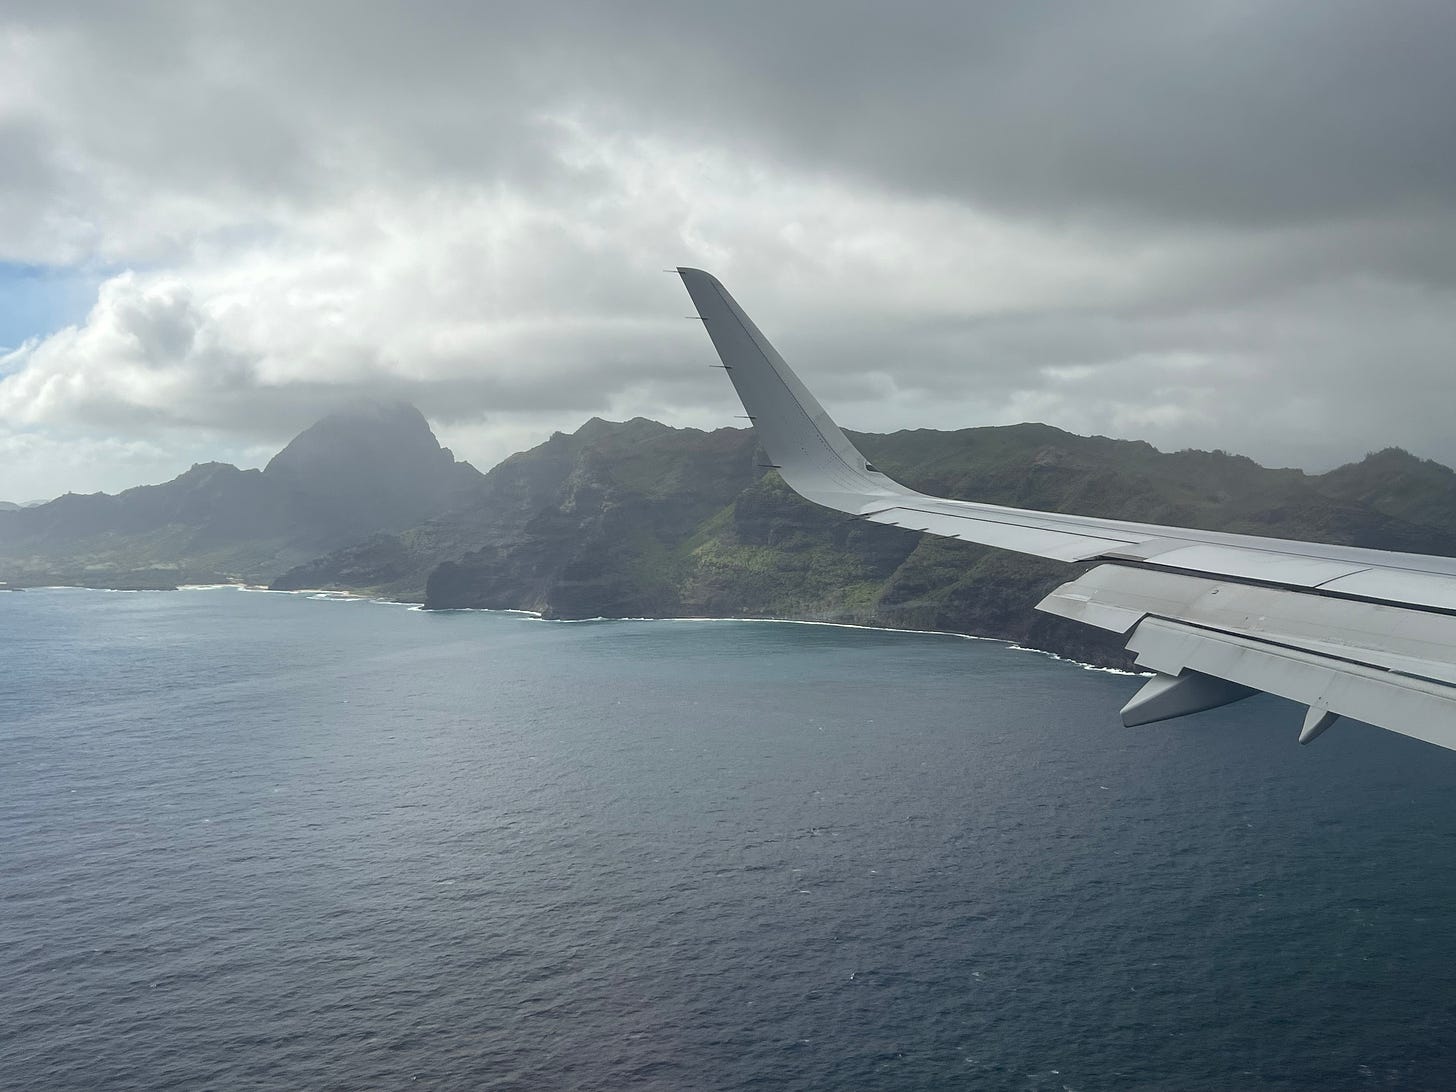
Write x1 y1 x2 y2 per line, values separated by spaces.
1126 617 1456 750
1040 564 1456 687
1318 569 1456 611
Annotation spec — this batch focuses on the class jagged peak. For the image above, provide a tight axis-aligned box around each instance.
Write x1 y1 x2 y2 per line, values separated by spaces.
572 415 673 440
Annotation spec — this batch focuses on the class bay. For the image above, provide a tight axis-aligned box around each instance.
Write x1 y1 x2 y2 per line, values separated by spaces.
4 588 1456 1090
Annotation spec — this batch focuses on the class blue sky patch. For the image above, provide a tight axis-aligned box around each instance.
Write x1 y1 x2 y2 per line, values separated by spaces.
0 263 103 355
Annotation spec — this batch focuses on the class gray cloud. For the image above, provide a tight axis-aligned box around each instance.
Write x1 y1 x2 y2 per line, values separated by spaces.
17 2 1456 233
2 1 1455 499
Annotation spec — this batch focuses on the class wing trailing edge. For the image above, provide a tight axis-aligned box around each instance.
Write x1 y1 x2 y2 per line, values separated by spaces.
678 267 1456 752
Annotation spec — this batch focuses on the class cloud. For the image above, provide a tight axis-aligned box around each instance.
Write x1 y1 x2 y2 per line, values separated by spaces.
16 3 1456 234
2 1 1455 499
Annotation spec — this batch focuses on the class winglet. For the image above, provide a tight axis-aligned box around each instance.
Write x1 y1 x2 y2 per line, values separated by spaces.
677 268 910 514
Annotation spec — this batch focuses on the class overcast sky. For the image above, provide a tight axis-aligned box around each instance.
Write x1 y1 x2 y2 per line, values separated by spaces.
4 1 1455 500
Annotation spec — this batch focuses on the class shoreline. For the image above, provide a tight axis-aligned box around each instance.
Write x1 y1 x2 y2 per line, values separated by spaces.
15 582 1144 677
229 584 1146 677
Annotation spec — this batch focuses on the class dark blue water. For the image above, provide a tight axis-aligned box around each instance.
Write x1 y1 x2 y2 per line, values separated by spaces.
5 588 1456 1090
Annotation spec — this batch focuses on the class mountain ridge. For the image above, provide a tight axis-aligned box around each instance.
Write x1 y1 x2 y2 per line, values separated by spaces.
6 407 1456 667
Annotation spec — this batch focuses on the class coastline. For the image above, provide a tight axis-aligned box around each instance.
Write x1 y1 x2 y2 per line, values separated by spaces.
210 584 1149 676
11 581 1143 677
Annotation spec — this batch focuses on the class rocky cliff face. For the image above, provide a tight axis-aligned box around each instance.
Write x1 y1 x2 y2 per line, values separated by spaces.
425 420 763 615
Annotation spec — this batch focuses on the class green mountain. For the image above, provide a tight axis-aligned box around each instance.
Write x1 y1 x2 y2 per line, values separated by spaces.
8 405 1456 669
410 421 1456 667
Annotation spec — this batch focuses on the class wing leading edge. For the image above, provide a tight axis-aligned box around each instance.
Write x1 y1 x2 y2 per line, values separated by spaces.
677 267 1456 752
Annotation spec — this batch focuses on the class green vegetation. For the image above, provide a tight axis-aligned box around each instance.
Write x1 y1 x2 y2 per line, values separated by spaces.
420 419 1456 668
7 406 1456 668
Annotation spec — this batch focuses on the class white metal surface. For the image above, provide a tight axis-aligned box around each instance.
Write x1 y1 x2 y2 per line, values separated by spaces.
1126 618 1456 751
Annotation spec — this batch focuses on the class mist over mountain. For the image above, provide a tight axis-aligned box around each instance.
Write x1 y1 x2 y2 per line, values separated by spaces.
264 401 483 541
0 400 485 586
6 403 1456 667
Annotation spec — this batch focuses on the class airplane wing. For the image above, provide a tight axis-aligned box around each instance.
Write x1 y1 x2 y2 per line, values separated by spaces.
677 267 1456 751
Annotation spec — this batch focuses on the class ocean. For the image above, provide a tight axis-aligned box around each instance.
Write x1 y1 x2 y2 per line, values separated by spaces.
4 587 1456 1090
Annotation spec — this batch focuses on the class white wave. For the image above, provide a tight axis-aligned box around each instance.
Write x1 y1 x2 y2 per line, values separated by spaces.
219 585 1139 675
425 605 543 617
1007 643 1146 676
